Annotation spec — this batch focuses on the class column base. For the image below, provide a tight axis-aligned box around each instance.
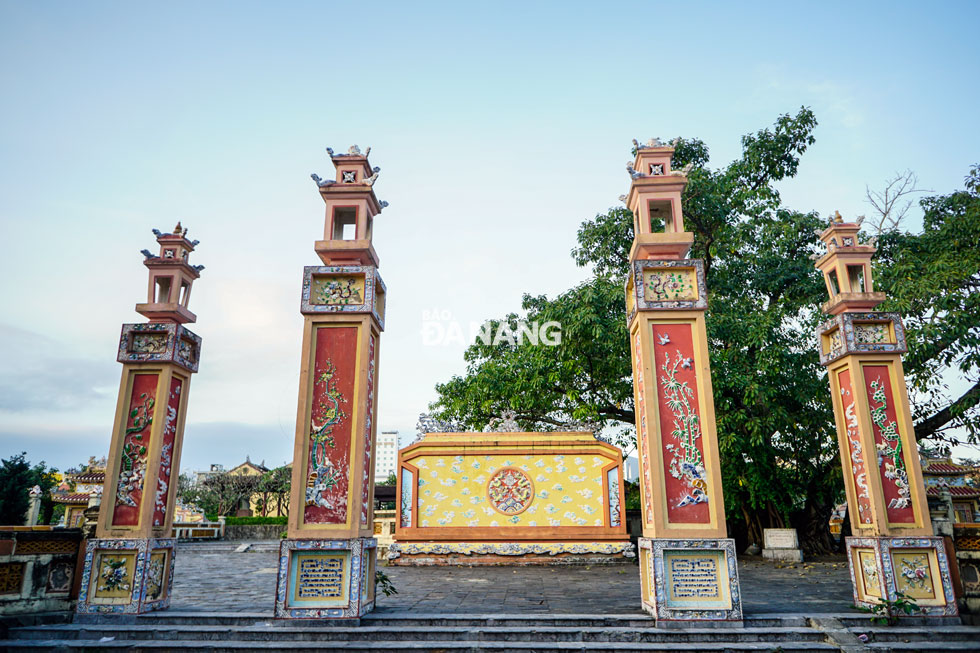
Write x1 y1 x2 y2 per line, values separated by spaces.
846 535 958 617
638 537 742 624
274 537 377 619
76 538 176 615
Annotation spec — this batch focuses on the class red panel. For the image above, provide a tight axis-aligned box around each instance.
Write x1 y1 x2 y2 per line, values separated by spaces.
837 369 874 526
360 334 377 526
112 373 159 526
651 323 710 524
863 365 916 524
304 326 357 525
633 332 655 526
152 376 182 528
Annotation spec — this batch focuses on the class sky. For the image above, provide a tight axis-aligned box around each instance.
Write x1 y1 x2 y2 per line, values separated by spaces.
1 1 977 473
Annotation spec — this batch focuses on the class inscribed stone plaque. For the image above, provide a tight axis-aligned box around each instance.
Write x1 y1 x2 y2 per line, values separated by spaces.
663 550 731 610
291 553 347 606
763 528 799 550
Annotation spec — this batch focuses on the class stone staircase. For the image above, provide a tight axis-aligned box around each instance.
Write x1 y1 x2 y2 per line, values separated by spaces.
5 612 980 651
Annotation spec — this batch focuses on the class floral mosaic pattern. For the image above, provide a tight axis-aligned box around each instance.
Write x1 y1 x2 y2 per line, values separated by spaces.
387 541 635 559
838 369 873 525
633 332 655 526
854 322 889 344
304 326 357 525
97 556 130 593
487 468 534 515
652 324 709 523
132 333 168 354
632 259 707 311
113 373 159 526
410 454 612 528
311 275 364 305
117 323 202 373
845 537 957 616
898 554 930 590
607 467 621 527
645 269 697 301
76 538 176 614
360 335 377 526
153 378 182 528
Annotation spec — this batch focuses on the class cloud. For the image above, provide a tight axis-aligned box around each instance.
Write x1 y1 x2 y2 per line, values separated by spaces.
0 324 117 412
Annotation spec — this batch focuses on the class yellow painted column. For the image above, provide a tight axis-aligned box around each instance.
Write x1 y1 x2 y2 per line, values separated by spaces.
274 146 386 619
624 139 742 623
814 214 957 616
78 225 203 615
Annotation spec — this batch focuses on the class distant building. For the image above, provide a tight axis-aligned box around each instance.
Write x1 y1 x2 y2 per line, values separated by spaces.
375 431 399 483
194 463 226 485
922 457 980 523
623 456 639 482
51 457 106 527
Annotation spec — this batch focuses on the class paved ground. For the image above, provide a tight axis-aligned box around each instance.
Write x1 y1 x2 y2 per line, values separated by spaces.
171 541 857 615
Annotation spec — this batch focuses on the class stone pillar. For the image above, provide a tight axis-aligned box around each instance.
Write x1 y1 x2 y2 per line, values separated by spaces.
24 486 42 527
76 224 204 615
813 213 957 616
624 139 742 624
274 146 385 619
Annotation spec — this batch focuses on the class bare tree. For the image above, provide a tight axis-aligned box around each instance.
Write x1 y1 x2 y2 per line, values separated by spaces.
864 170 931 234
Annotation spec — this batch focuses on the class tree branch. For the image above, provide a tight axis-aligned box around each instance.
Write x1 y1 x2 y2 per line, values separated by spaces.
915 379 980 440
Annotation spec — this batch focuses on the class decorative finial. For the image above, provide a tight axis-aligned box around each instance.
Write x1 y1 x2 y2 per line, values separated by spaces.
618 194 627 204
347 145 362 155
363 168 380 186
489 410 520 432
140 249 157 259
193 264 205 272
855 215 866 227
364 146 371 158
326 147 335 157
380 200 389 209
646 137 663 148
626 162 643 180
173 222 183 235
152 228 162 237
632 138 640 150
311 173 333 187
832 210 843 223
190 239 200 247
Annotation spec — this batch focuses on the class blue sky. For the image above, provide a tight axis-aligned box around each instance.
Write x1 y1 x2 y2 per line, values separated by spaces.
1 1 977 473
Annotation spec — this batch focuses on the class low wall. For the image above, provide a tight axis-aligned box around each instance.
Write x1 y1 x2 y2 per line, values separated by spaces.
223 524 285 540
954 523 980 616
0 528 83 616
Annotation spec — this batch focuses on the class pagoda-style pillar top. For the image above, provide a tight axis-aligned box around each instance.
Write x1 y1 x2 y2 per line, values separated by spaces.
813 211 884 315
136 223 203 324
310 145 388 267
625 138 693 261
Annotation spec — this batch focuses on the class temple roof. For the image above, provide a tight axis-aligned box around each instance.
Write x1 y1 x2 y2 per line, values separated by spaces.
922 458 975 476
927 485 980 498
51 493 90 505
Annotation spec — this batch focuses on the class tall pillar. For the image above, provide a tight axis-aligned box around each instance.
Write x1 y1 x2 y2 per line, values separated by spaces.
274 146 385 619
814 213 957 616
625 139 742 623
77 224 204 615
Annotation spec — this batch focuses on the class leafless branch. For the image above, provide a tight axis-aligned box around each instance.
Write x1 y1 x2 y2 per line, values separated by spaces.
864 170 931 235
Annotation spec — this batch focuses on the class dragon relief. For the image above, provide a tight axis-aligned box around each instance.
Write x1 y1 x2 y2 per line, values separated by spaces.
868 376 911 510
306 359 349 511
115 392 154 509
842 390 872 524
658 339 708 509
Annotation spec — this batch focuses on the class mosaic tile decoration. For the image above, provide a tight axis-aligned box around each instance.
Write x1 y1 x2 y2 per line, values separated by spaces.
844 536 958 617
274 537 377 619
817 312 907 366
386 541 635 559
639 537 742 622
630 259 707 313
76 538 176 614
300 266 386 330
117 323 202 373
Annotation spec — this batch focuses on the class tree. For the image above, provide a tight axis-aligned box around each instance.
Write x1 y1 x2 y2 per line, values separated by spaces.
874 164 980 447
432 108 848 553
180 471 261 518
256 466 291 517
380 472 397 486
0 452 59 525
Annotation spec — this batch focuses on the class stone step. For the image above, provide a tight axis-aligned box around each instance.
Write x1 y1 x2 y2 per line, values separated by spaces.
866 644 980 652
850 625 980 642
128 611 810 629
1 639 840 652
8 624 830 644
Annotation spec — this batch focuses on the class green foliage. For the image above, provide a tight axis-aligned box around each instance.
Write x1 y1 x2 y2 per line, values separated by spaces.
855 591 923 625
255 465 291 517
623 479 641 510
223 515 287 525
179 471 260 518
875 164 980 446
0 452 59 526
380 472 397 486
375 569 398 597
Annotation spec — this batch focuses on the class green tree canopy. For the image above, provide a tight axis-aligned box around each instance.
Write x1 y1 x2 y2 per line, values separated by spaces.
0 452 59 526
430 110 980 552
